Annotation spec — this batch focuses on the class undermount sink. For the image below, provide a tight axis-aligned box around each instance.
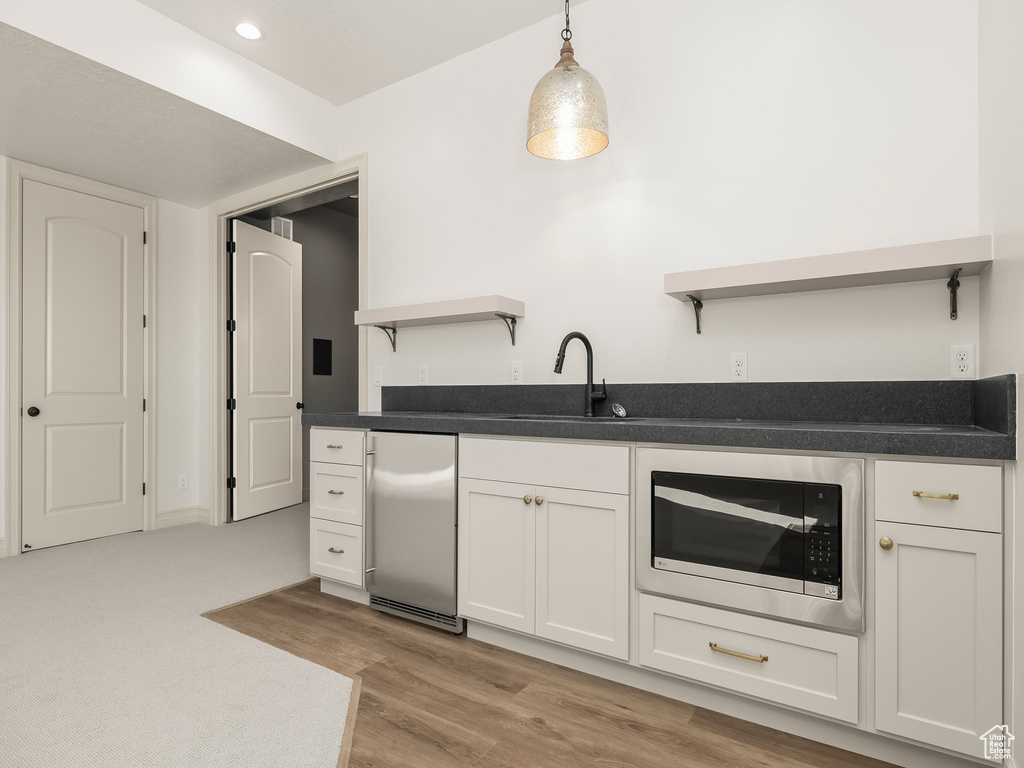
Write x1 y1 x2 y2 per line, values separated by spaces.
496 414 629 422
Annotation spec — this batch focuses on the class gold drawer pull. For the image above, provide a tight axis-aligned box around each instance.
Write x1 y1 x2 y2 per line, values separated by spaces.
709 642 768 663
328 547 345 554
912 491 959 501
328 490 345 495
326 444 344 450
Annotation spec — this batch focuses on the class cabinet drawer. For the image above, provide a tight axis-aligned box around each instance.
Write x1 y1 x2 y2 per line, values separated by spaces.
459 437 629 495
310 462 363 525
875 461 1001 533
310 519 363 587
310 428 364 466
639 594 859 724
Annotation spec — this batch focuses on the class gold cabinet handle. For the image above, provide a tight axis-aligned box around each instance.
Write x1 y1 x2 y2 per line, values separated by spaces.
327 444 343 449
709 642 767 663
912 490 959 501
328 490 345 495
523 495 533 505
328 547 345 554
535 496 545 505
879 536 894 551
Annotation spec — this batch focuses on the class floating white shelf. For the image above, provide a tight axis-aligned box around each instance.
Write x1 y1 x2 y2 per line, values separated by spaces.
664 235 992 333
354 295 525 350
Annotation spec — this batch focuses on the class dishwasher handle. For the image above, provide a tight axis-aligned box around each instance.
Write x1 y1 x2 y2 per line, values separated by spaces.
363 440 375 586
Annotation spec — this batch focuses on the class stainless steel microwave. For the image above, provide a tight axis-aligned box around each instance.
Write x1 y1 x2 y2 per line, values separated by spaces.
637 449 864 632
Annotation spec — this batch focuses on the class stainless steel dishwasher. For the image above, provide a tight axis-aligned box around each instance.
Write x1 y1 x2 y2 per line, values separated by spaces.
365 431 462 633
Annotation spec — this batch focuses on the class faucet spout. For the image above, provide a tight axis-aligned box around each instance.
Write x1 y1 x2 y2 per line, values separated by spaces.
553 331 606 417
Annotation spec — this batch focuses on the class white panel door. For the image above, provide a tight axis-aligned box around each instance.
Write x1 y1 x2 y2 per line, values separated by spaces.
21 180 145 550
457 478 536 633
535 487 629 659
232 220 302 520
874 522 1002 758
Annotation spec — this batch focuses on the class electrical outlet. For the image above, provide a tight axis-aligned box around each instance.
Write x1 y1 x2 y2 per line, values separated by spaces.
731 352 748 381
418 363 429 385
950 344 976 379
511 361 523 384
373 366 382 387
177 474 188 490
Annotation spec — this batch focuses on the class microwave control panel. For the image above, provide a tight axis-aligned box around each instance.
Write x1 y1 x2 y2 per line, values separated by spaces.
803 483 841 600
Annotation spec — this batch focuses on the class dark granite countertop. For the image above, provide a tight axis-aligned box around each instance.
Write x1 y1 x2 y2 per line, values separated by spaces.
303 410 1014 460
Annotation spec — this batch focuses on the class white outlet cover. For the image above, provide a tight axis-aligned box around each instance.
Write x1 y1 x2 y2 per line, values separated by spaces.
731 352 748 382
177 474 188 490
511 361 523 384
949 344 975 379
373 366 383 387
418 363 429 385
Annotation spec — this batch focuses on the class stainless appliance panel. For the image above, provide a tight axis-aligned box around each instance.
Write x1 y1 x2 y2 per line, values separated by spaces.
366 431 457 616
637 448 865 632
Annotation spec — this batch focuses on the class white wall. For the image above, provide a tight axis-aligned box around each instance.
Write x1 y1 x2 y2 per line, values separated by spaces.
334 0 981 409
0 156 7 545
156 200 209 515
978 0 1024 744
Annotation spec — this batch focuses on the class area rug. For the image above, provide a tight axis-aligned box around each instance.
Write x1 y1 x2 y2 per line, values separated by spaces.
0 505 352 767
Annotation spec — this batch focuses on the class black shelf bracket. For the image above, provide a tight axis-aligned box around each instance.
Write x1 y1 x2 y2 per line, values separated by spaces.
947 268 962 321
376 325 398 352
496 314 518 346
686 295 704 335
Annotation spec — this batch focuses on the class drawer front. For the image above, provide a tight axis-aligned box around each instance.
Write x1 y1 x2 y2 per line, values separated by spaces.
459 436 629 495
875 461 1001 533
310 428 365 466
310 519 364 587
310 462 363 525
639 594 859 724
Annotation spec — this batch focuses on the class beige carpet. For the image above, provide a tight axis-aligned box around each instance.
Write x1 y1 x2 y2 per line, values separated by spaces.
0 505 352 767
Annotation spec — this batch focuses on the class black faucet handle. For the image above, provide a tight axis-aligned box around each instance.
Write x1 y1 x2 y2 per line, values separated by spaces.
591 378 608 401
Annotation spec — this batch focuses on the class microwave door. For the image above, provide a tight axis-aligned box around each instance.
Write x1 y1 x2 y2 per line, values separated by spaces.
652 484 806 594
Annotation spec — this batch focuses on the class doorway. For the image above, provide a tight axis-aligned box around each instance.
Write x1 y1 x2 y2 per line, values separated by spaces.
5 161 157 555
227 179 361 522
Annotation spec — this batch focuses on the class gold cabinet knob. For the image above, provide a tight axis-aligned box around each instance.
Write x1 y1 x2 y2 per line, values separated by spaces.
523 495 533 505
879 537 894 551
535 496 544 505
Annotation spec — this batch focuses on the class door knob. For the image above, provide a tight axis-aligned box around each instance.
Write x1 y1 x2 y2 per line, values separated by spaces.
879 537 894 551
296 402 304 410
26 407 40 417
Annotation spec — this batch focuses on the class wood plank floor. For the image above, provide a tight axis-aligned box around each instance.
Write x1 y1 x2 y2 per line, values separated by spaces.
205 580 896 768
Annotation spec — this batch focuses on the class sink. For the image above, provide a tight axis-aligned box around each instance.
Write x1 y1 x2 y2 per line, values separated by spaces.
496 414 630 423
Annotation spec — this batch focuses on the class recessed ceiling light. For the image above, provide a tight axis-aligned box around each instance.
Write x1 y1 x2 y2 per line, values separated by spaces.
235 22 264 40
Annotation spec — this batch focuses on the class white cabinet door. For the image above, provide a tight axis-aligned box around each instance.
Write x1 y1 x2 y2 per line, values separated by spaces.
535 487 629 659
875 522 1002 758
457 478 536 633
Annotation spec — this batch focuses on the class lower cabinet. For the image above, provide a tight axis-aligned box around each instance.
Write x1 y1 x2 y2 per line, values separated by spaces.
874 521 1002 758
639 594 860 723
310 518 364 588
458 476 630 660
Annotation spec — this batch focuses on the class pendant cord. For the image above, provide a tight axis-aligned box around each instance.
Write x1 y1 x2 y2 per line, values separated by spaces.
562 0 572 41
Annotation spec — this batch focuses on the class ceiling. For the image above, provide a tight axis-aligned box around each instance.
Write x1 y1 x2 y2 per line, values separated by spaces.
133 0 589 106
0 23 328 207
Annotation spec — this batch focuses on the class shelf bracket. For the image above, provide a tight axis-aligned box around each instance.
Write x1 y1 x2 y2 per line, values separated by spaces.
947 268 962 321
686 295 704 335
496 314 518 346
375 325 398 352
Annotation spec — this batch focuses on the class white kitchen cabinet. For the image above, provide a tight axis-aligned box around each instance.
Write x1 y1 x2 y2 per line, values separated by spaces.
310 518 364 587
535 486 629 660
874 521 1002 758
457 478 536 634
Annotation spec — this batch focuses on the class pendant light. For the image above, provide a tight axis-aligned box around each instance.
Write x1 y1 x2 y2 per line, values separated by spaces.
527 1 609 160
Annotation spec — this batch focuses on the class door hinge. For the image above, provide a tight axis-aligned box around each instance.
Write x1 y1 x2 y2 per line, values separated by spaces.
227 240 236 254
143 482 147 496
143 399 147 412
227 319 236 332
227 477 237 489
227 398 236 410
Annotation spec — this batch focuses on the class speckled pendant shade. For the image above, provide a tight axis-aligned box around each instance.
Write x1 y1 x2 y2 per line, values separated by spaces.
527 39 609 160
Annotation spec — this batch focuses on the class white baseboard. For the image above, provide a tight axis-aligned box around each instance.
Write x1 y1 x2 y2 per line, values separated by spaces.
155 507 212 529
468 622 980 768
319 578 370 605
0 537 7 559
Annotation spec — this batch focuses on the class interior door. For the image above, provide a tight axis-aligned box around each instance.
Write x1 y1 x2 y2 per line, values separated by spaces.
232 220 303 520
21 180 145 550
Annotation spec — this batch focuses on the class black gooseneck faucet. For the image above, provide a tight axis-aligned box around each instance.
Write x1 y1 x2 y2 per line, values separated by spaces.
553 331 607 417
